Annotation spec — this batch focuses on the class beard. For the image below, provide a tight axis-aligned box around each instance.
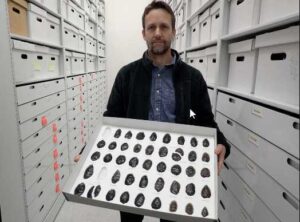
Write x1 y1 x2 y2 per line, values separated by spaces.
147 40 172 55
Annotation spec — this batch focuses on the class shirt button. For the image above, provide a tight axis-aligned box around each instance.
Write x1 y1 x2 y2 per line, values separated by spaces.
156 90 160 94
156 107 159 111
157 74 160 77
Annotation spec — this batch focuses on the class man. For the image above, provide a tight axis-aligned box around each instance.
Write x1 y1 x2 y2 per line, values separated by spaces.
104 1 230 222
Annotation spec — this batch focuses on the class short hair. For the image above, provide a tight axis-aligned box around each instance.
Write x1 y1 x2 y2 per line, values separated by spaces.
142 0 176 30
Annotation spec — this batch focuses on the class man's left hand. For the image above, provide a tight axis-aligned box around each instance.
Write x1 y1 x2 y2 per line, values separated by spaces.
215 144 226 175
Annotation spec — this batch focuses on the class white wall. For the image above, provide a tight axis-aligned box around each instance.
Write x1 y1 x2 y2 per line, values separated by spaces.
105 0 152 97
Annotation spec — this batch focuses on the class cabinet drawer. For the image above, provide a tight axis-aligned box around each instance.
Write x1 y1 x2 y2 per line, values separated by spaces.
18 91 65 123
67 82 87 98
218 179 252 222
21 114 67 157
218 197 234 222
27 174 56 221
221 164 280 222
216 112 299 198
217 92 299 158
66 74 86 88
226 144 299 222
68 102 88 121
19 102 66 141
16 79 64 105
23 127 67 175
67 91 88 108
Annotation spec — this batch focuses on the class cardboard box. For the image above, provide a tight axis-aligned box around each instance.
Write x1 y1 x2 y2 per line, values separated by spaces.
8 0 28 36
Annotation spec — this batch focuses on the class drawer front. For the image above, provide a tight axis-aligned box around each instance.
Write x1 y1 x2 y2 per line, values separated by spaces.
216 112 299 198
67 83 88 98
16 79 65 105
19 102 66 141
18 91 66 123
68 102 88 121
221 164 280 222
21 114 67 157
217 92 299 158
218 197 234 222
27 174 56 221
218 179 252 222
23 127 67 175
226 144 300 222
66 74 87 88
67 91 88 108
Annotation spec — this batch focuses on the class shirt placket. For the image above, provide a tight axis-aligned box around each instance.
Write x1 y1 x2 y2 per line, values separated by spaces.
154 69 162 120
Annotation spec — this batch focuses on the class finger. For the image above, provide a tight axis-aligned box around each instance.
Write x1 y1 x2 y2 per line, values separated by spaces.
218 152 225 175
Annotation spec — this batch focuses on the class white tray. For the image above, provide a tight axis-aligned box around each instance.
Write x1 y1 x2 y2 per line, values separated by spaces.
63 117 218 222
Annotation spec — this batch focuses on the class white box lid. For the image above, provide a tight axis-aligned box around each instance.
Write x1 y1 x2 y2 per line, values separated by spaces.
47 13 60 25
28 3 47 18
65 51 72 57
73 52 85 58
228 39 255 54
255 26 299 48
205 46 217 55
187 49 206 58
199 9 210 23
13 40 35 52
210 0 220 15
190 15 199 26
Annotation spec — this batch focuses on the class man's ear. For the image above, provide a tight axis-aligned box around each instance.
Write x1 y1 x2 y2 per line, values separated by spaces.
172 29 176 41
142 29 146 40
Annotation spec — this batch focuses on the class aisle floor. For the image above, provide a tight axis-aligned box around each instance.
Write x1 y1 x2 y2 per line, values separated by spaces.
55 201 159 222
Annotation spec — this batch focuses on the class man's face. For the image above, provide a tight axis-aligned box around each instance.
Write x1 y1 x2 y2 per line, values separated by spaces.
143 9 176 55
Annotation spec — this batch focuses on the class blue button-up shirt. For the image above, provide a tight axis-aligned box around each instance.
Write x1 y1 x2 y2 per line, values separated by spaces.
148 55 176 122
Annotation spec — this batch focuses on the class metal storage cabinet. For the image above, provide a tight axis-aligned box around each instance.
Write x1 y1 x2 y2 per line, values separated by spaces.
0 0 107 221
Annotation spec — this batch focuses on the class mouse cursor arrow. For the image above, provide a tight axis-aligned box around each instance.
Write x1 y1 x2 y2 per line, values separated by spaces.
190 110 196 119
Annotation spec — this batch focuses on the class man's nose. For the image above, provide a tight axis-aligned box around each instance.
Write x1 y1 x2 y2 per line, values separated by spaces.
154 27 162 37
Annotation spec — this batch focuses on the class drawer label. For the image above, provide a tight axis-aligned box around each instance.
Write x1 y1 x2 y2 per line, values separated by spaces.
246 160 256 175
251 106 263 118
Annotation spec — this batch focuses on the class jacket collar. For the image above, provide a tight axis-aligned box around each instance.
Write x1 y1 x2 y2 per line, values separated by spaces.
142 49 182 68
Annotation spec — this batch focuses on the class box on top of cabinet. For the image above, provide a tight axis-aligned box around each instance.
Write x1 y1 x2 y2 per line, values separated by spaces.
228 0 260 34
254 25 299 106
189 0 202 17
210 1 220 41
259 0 299 25
28 3 48 41
199 9 211 44
8 0 28 36
227 38 257 94
189 15 200 47
46 13 61 45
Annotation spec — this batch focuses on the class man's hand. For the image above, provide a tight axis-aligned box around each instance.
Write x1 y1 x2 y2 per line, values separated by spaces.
74 154 81 163
215 144 226 175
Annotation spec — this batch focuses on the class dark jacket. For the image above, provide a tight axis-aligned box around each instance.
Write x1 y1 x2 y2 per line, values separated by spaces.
104 50 230 158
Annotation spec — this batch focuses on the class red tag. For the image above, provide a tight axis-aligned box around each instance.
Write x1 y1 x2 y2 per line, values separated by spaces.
53 148 58 159
55 183 60 193
80 95 83 102
41 116 48 126
79 77 82 84
53 161 59 170
55 172 60 182
53 135 58 144
52 123 57 132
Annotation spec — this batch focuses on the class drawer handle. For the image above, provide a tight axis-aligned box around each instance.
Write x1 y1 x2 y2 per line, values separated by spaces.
36 162 41 168
293 122 299 130
56 80 59 84
212 58 216 63
271 52 286 61
57 105 61 109
39 204 44 212
60 163 64 168
12 7 20 14
38 191 43 198
59 141 63 145
32 117 38 122
35 148 40 154
221 181 227 190
57 93 60 96
36 17 43 23
37 176 42 183
61 175 65 180
58 117 61 121
228 97 235 103
34 133 39 138
30 85 35 89
203 22 207 27
32 102 37 106
226 120 233 126
237 0 245 5
282 192 299 210
287 158 299 171
236 56 245 62
215 13 220 19
219 200 225 210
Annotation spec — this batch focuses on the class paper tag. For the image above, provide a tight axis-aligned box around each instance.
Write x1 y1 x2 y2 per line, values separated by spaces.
246 160 256 175
48 63 55 72
242 182 254 202
251 106 263 118
240 209 249 222
33 61 41 71
248 133 259 147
